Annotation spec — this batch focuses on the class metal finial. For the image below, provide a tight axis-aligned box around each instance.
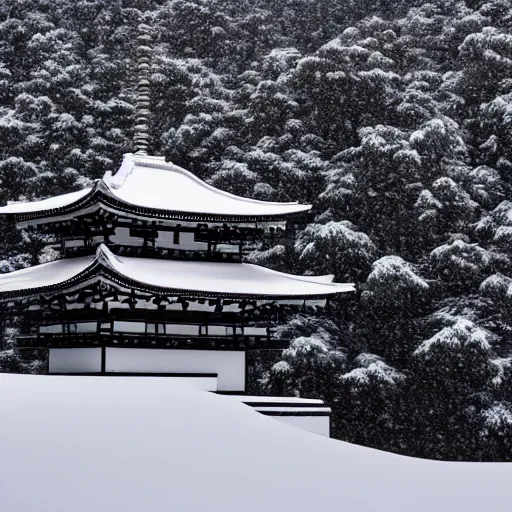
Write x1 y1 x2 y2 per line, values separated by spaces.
135 24 152 154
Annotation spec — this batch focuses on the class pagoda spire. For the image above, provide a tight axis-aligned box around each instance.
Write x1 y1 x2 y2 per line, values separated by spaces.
134 23 153 155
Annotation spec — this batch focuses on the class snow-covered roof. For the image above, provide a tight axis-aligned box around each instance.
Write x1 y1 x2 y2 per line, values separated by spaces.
0 244 354 299
1 374 511 512
0 153 311 221
0 188 91 213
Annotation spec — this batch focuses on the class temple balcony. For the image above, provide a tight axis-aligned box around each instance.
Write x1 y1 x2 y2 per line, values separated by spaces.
55 242 244 263
16 333 291 351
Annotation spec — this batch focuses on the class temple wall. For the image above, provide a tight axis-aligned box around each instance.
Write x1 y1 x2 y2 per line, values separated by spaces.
49 348 102 373
109 228 210 250
105 348 245 392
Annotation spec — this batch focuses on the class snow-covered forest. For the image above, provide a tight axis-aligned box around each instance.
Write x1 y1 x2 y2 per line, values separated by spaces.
1 0 512 461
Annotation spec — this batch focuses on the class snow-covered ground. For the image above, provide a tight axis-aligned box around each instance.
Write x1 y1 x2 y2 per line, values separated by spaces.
0 374 510 512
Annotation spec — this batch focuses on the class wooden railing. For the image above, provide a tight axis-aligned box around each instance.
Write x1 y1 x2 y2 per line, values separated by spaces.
61 244 243 262
17 333 290 351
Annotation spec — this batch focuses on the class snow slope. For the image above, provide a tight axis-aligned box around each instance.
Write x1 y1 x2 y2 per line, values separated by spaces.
0 374 510 512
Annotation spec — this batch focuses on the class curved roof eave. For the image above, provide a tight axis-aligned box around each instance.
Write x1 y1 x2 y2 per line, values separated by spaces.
0 245 355 301
0 154 312 222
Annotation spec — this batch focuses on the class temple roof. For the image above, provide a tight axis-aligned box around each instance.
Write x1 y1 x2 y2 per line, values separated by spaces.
0 245 354 300
0 153 311 222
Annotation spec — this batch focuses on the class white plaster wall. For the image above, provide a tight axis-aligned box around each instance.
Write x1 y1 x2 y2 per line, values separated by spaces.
165 324 200 335
208 325 231 336
105 348 245 392
40 325 64 334
110 228 209 251
49 348 102 373
156 231 208 250
110 227 143 247
244 327 267 336
113 321 146 333
272 415 330 437
76 322 98 333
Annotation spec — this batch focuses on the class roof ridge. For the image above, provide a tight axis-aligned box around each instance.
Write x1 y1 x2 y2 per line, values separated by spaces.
95 244 122 271
0 154 312 219
106 153 311 209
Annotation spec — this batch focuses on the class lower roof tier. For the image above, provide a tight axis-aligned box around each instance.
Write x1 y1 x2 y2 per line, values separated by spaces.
0 244 354 300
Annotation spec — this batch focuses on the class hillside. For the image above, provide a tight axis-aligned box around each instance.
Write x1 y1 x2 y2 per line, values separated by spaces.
2 0 512 460
0 373 511 512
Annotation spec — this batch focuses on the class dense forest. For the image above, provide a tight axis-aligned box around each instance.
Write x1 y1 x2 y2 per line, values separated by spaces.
2 0 512 461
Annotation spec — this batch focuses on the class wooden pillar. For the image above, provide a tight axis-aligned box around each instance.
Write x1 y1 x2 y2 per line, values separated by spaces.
100 297 108 373
173 225 180 245
101 345 106 374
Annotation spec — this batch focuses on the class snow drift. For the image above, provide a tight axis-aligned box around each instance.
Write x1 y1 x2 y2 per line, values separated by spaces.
0 374 510 512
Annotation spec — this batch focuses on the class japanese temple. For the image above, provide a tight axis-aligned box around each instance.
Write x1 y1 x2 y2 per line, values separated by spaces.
0 152 355 435
0 27 354 437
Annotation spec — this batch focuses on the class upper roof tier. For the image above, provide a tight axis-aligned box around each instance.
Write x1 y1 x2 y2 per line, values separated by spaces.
0 153 311 224
0 244 354 300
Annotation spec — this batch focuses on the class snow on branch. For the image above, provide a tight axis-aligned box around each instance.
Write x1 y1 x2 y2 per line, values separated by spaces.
342 353 404 387
414 319 494 357
482 403 512 430
296 220 375 280
363 255 429 306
